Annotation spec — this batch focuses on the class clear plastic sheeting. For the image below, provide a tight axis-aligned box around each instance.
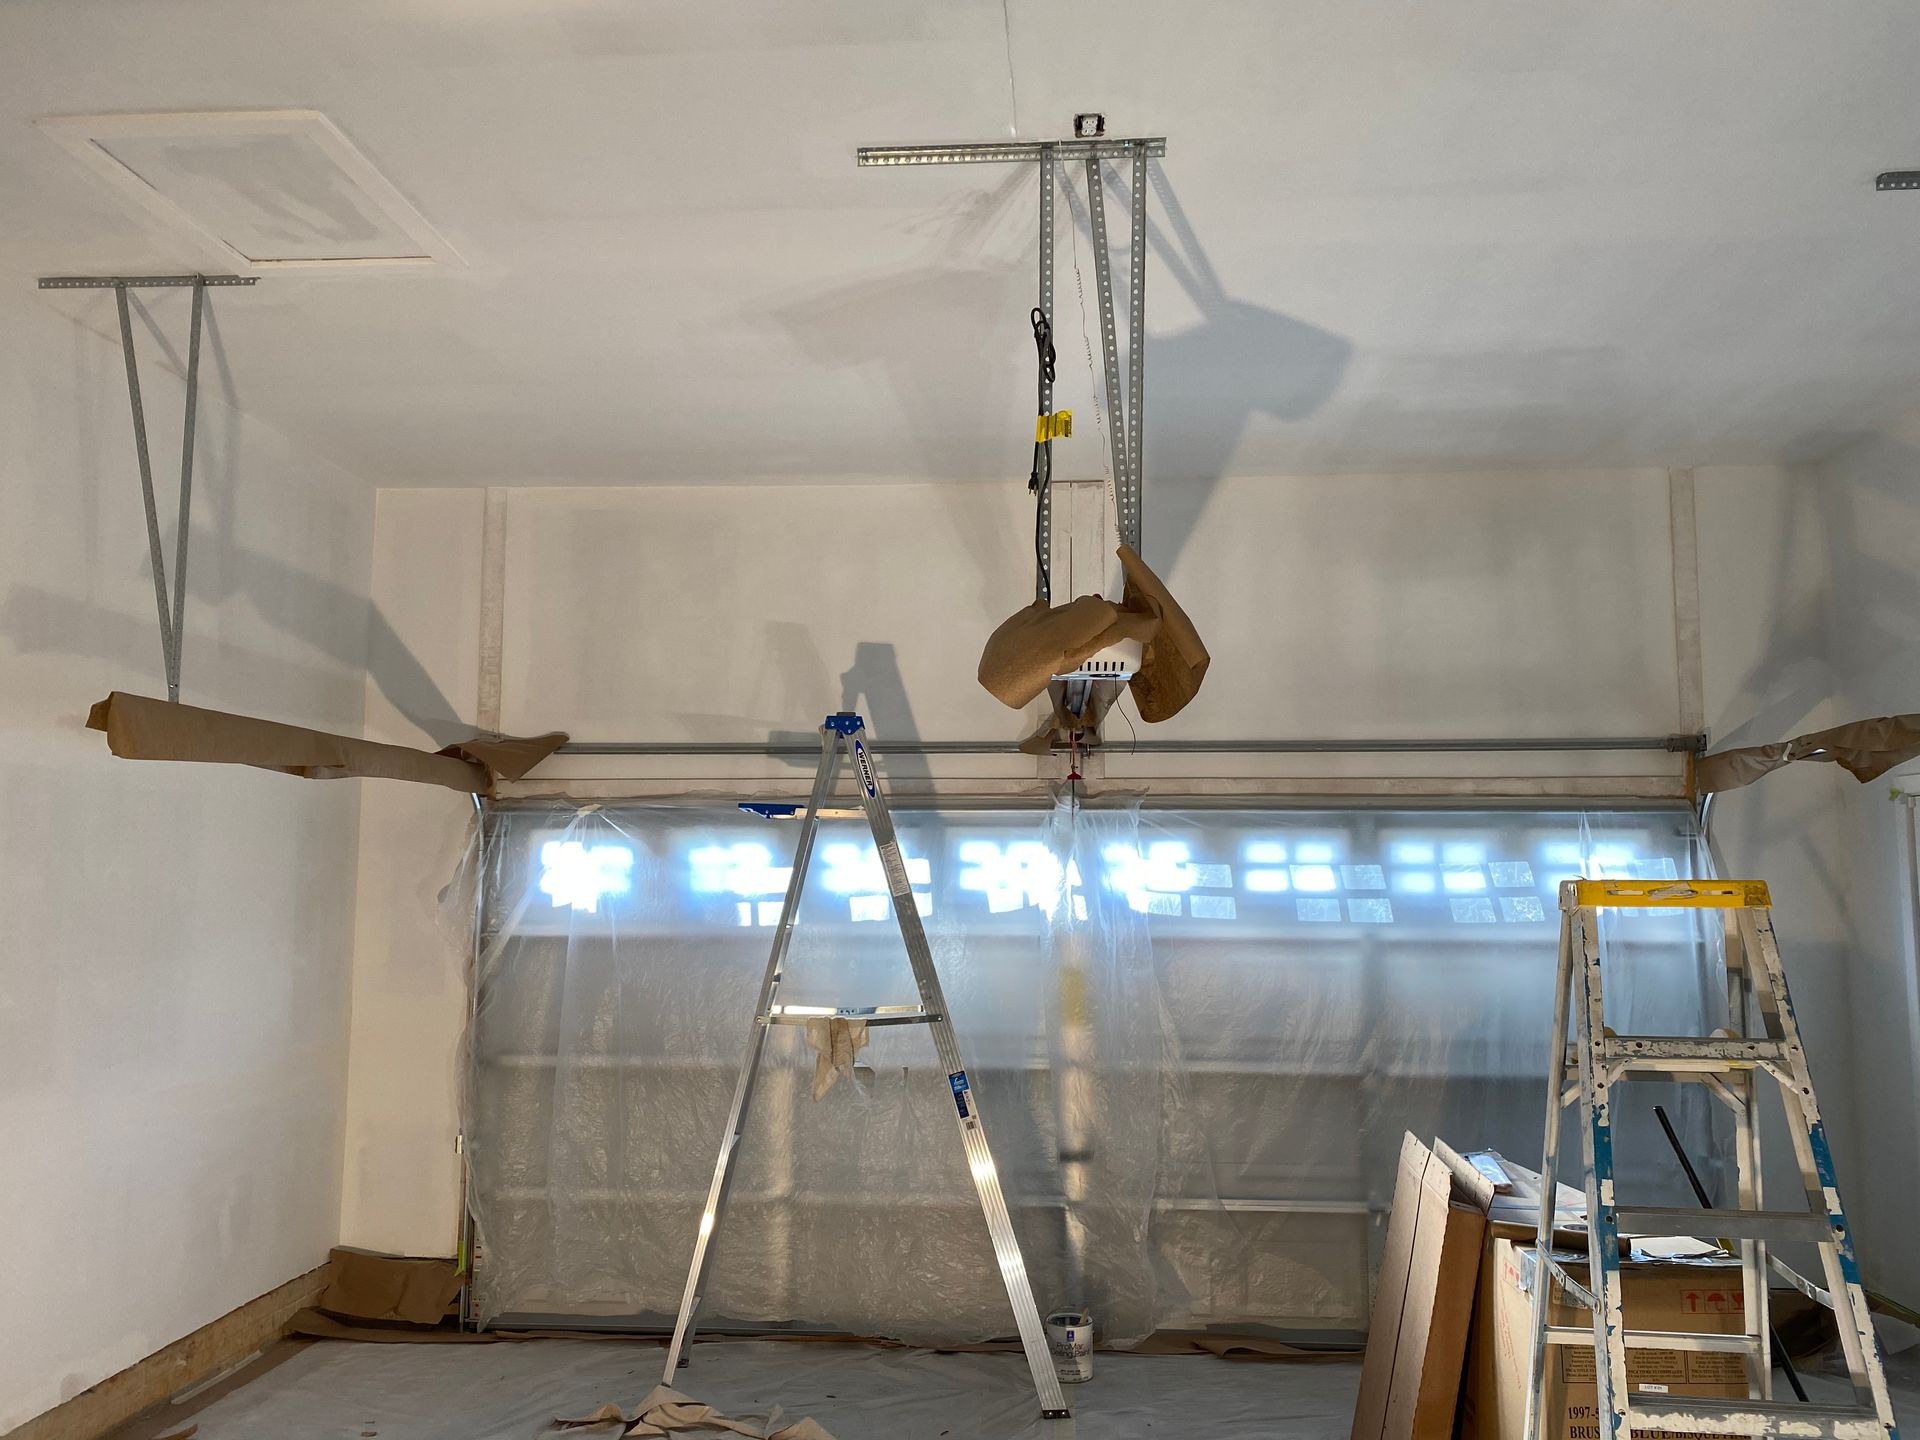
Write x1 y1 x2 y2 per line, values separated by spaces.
462 803 1719 1342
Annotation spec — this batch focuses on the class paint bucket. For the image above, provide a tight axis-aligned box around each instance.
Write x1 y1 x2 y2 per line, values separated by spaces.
1045 1309 1094 1383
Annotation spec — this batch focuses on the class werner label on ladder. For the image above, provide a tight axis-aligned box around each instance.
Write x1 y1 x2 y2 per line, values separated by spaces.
661 712 1073 1421
1524 879 1899 1440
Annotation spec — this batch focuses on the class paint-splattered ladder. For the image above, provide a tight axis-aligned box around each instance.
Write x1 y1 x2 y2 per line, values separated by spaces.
1524 879 1899 1440
659 713 1070 1422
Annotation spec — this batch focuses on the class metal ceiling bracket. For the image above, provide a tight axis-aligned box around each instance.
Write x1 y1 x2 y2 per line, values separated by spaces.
858 130 1162 575
42 273 251 699
1084 157 1129 529
1124 145 1147 555
1035 144 1056 602
856 137 1166 167
38 275 256 290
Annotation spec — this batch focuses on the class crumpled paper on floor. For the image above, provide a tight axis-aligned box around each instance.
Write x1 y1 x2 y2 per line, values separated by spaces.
1698 713 1920 792
556 1383 835 1439
804 1016 868 1101
977 545 1208 723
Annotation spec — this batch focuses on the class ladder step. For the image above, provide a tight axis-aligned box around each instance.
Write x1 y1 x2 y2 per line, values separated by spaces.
1626 1395 1887 1439
1545 1325 1757 1353
1544 1256 1597 1311
1613 1206 1831 1243
765 1004 939 1027
1603 1036 1790 1069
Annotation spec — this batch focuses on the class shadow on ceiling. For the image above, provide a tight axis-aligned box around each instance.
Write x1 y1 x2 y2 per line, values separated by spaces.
773 159 1353 577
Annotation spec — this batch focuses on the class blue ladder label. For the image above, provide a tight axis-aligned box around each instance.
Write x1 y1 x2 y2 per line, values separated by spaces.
949 1071 971 1119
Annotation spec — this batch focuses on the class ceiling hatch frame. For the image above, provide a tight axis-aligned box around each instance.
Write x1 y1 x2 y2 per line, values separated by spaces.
35 108 463 273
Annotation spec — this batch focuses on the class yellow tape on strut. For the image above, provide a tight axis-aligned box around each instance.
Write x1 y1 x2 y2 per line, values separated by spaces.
1036 410 1073 442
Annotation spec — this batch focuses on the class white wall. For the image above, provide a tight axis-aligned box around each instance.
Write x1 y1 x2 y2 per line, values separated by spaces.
337 489 487 1256
0 291 373 1429
1695 456 1920 1301
1813 422 1920 1301
341 467 1701 1255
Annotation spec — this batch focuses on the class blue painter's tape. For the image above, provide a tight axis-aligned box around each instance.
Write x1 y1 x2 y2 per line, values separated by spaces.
739 802 801 819
949 1071 971 1119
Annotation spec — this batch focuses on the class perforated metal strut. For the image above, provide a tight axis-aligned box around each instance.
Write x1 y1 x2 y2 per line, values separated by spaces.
857 130 1161 586
38 273 255 701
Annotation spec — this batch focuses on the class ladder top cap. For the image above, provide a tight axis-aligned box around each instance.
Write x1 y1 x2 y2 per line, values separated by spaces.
1562 878 1770 909
823 713 866 736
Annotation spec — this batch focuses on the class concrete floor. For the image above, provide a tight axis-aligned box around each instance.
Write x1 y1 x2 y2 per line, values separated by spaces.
110 1335 1920 1440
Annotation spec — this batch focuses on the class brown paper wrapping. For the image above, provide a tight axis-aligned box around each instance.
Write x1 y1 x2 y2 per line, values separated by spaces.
977 545 1208 724
1698 714 1920 793
319 1247 464 1325
86 691 566 795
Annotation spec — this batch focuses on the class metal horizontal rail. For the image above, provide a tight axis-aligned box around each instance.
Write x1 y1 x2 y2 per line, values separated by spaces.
857 137 1167 167
38 274 257 289
557 734 1703 757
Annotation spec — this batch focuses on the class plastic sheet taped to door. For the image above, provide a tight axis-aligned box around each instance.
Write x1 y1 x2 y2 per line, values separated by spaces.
456 801 1718 1341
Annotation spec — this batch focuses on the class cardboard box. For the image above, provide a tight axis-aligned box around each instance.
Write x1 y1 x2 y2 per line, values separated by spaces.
1461 1238 1748 1440
1351 1134 1491 1440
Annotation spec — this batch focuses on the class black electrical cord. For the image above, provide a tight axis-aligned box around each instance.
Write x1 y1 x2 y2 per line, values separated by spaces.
1029 307 1056 603
1652 1104 1809 1402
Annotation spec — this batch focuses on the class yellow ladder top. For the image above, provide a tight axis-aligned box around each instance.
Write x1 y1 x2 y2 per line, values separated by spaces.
1562 878 1771 909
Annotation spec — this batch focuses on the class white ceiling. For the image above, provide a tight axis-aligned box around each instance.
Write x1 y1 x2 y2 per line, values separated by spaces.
8 0 1920 487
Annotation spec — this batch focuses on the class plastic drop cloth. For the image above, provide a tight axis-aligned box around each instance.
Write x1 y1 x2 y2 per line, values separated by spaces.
459 802 1722 1341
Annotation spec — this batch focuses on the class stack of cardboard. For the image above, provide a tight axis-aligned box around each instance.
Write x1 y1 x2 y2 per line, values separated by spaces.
1352 1135 1752 1440
1463 1239 1747 1440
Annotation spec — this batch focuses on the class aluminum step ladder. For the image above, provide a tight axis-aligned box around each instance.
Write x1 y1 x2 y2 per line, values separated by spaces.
661 712 1071 1420
1525 879 1898 1440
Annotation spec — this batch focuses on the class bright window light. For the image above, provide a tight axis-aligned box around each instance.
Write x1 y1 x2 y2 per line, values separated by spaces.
539 841 634 913
1245 841 1287 864
1587 845 1638 877
1394 871 1437 895
1390 841 1435 865
1105 842 1194 904
819 842 931 895
756 899 783 926
957 840 1063 911
1542 842 1585 866
690 842 789 897
1245 868 1291 893
850 894 888 923
1292 864 1338 892
1294 842 1336 864
1442 867 1487 893
1442 842 1487 865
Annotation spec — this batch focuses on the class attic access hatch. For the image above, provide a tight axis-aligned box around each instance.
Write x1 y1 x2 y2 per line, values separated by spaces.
36 109 461 272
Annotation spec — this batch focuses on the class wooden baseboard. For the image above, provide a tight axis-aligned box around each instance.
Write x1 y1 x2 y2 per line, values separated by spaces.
4 1263 333 1440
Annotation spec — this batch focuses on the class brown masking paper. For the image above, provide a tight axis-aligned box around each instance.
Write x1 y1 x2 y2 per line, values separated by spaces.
1698 713 1920 793
86 691 566 795
320 1247 465 1325
977 545 1209 722
557 1383 836 1440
